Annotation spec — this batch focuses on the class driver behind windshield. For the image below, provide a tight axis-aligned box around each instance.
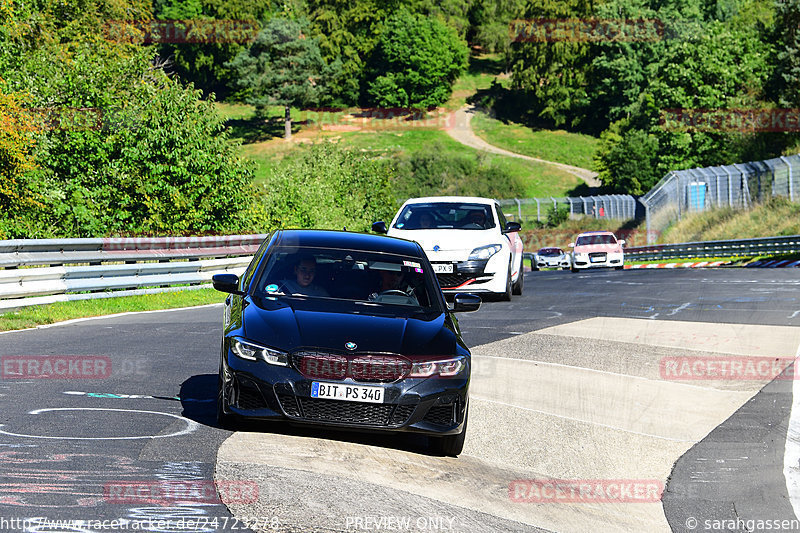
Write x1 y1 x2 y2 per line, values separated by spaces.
368 267 419 305
463 209 487 228
281 256 330 297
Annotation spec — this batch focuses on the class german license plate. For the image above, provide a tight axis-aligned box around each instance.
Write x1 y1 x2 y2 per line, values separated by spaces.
432 263 454 274
590 256 605 263
311 382 384 403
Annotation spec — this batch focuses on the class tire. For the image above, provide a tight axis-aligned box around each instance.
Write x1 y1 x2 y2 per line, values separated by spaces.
431 407 468 457
512 267 524 295
500 265 512 301
615 265 624 271
217 372 237 430
571 266 579 273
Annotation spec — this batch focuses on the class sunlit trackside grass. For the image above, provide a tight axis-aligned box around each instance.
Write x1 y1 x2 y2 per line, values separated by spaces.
470 112 600 170
0 289 226 332
657 197 800 244
335 129 585 198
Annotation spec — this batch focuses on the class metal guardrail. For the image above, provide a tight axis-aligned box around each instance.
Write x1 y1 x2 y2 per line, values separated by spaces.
0 235 266 312
625 234 800 261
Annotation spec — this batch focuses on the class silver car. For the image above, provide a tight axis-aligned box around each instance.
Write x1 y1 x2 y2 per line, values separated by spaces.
532 247 571 270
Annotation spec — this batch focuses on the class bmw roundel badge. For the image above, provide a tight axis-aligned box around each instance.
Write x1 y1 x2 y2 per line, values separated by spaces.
433 244 440 252
345 341 357 351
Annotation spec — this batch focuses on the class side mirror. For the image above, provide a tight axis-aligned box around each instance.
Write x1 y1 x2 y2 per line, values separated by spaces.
452 293 481 312
372 221 388 234
568 243 575 248
618 239 626 246
212 273 244 295
503 221 522 233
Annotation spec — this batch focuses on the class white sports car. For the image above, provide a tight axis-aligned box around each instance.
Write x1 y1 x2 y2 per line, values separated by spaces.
374 196 524 300
533 247 571 270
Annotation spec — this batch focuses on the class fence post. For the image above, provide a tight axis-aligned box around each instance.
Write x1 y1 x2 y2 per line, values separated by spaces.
514 198 522 221
535 198 541 221
781 156 794 202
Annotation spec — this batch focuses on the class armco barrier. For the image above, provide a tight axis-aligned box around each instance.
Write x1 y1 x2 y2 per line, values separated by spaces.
0 235 266 312
625 234 800 261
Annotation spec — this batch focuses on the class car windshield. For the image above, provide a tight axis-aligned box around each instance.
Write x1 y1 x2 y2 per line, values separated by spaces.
538 248 563 256
576 234 617 246
392 202 496 230
253 246 441 311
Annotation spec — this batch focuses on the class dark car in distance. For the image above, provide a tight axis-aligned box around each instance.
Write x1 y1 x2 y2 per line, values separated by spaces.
212 229 481 456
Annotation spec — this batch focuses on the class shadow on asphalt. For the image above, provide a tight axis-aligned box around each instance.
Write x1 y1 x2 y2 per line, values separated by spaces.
178 373 435 456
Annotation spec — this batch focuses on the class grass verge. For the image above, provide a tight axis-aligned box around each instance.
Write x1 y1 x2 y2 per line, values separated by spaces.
471 112 599 170
0 288 225 332
658 197 800 244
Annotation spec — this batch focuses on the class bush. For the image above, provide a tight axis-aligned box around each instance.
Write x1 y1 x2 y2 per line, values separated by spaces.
253 142 396 232
391 142 524 200
0 37 254 238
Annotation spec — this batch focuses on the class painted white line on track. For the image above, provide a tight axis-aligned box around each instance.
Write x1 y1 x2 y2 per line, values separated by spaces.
0 408 199 440
784 342 800 521
0 303 223 336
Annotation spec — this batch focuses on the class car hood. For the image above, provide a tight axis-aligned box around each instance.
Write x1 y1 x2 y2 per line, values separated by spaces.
388 228 501 252
242 298 457 356
573 243 623 254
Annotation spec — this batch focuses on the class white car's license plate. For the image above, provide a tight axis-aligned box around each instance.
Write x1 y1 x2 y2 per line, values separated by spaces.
311 382 384 403
432 263 454 274
590 256 605 263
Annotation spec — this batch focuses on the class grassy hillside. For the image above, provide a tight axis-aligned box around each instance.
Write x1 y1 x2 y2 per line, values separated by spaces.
471 112 599 170
658 197 800 244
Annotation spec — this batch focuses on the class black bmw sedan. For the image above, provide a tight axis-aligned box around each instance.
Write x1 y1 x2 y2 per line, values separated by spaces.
211 229 481 456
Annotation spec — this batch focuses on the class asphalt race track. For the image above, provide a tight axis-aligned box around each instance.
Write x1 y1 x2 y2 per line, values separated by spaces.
1 268 799 532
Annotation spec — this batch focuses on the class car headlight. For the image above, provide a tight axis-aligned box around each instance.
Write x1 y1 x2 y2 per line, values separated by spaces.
469 244 502 261
230 338 288 366
409 356 466 377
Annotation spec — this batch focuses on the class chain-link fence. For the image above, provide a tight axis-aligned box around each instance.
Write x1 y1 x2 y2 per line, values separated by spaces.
641 154 800 244
498 195 638 222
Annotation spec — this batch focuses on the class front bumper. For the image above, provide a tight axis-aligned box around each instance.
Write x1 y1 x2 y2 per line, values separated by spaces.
221 351 469 436
572 252 624 269
430 258 508 293
535 256 571 268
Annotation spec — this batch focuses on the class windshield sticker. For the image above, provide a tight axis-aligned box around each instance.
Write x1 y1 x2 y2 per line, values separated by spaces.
414 267 423 273
403 261 421 269
265 284 279 293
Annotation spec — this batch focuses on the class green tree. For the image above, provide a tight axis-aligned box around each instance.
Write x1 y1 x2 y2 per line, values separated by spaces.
151 0 273 98
771 0 800 107
506 0 595 128
365 9 468 109
0 0 254 237
227 17 335 139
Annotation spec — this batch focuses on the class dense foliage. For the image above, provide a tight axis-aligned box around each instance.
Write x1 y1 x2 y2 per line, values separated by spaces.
504 0 789 194
365 10 468 109
0 0 254 238
391 142 524 199
254 142 396 232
